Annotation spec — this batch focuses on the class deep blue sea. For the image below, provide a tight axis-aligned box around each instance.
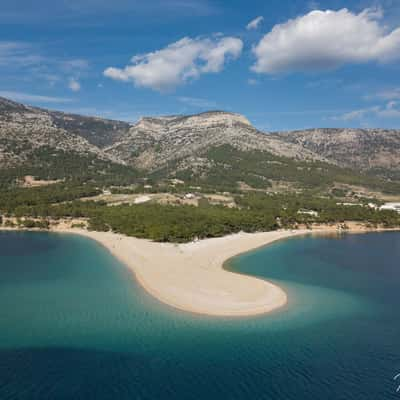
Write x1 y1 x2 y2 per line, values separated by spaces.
0 231 399 399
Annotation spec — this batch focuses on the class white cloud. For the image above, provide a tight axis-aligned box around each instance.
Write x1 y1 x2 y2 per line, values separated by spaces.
0 42 88 72
334 107 377 121
246 16 264 30
379 101 400 118
333 102 400 120
0 91 73 104
68 78 81 92
252 8 400 74
0 42 43 67
104 36 243 92
0 41 89 90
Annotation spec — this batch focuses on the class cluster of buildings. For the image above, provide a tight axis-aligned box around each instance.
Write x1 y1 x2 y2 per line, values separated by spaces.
298 202 400 218
379 203 400 213
366 202 400 213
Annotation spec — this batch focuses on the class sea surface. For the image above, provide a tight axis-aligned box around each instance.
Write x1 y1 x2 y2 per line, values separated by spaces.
0 230 399 399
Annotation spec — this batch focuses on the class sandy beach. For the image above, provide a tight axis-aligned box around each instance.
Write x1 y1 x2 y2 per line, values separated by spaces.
2 222 399 317
54 228 314 317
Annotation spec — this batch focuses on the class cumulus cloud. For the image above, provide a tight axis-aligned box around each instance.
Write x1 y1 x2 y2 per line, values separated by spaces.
104 36 243 92
246 16 264 30
68 78 81 92
252 8 400 74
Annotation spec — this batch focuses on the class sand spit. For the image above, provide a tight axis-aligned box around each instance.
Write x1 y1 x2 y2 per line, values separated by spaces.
54 229 316 317
2 223 398 317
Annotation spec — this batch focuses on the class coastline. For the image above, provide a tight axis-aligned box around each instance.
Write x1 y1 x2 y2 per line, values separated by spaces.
58 228 305 317
1 223 399 317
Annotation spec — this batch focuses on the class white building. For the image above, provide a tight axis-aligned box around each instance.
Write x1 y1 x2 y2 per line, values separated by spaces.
379 203 400 213
297 209 319 217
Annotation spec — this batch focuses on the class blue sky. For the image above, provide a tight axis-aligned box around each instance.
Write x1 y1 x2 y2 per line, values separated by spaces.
1 0 400 131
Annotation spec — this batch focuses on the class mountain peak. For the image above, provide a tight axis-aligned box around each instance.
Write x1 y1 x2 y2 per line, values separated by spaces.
135 111 251 129
187 111 252 126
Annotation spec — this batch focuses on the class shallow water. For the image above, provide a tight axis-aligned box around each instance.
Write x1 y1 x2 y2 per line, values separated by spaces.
0 231 399 399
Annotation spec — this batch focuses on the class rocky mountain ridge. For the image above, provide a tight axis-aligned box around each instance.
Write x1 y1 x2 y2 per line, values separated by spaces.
271 128 400 173
0 96 134 169
105 110 326 170
1 96 399 181
0 98 113 168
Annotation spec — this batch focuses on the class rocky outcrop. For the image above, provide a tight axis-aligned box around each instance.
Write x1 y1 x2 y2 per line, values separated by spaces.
0 97 124 167
104 111 324 169
272 128 400 172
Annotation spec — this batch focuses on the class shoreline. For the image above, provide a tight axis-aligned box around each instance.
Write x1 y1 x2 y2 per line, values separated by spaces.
1 223 399 317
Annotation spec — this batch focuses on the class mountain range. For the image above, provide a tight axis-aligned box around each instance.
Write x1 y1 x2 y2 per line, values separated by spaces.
1 96 399 193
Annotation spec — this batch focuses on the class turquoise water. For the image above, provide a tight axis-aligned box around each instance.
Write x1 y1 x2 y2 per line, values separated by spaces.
0 231 399 399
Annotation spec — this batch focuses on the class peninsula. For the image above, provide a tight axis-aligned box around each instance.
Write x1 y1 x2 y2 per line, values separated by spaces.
25 222 399 317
